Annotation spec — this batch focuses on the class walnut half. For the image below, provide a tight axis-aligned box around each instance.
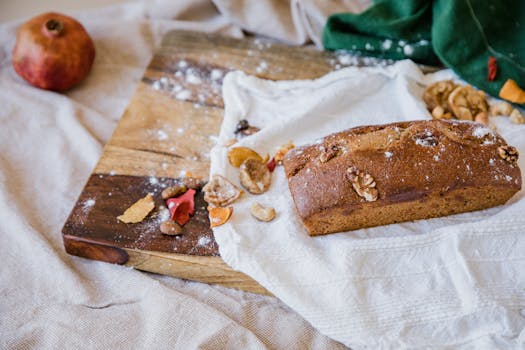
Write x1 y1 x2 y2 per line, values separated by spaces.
346 167 378 202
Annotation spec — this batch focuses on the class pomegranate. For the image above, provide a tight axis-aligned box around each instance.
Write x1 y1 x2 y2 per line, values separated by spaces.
12 12 95 91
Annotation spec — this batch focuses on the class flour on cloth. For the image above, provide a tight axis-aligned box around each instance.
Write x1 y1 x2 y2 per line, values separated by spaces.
210 60 525 349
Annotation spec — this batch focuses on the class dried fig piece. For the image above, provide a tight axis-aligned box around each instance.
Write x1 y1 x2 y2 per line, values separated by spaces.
448 85 488 120
203 174 242 207
240 158 271 194
250 202 276 222
423 80 457 112
228 147 263 167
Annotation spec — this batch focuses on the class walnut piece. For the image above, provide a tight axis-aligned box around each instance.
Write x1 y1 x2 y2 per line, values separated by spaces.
203 174 242 207
510 109 525 124
423 80 458 112
431 106 452 120
498 145 519 164
319 144 341 163
489 101 513 116
474 111 489 126
239 158 271 194
346 167 378 202
448 85 488 120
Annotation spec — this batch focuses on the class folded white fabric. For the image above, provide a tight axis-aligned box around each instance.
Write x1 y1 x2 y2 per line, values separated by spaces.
210 60 525 349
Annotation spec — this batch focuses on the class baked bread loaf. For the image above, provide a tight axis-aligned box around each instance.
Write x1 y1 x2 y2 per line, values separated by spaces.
282 120 521 236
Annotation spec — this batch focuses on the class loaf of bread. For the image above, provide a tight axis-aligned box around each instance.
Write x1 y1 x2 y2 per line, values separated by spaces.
282 120 521 236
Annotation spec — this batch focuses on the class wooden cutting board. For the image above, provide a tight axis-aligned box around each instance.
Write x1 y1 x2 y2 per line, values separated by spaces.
62 30 409 295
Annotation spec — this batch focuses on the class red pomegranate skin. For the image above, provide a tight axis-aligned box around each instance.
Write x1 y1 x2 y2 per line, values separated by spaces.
12 12 96 91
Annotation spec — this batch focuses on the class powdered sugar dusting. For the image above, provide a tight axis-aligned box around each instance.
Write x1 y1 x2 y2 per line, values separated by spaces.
472 126 494 139
197 236 212 246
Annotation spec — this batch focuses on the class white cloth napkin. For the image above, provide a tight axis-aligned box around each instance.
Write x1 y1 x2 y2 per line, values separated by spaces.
210 60 525 349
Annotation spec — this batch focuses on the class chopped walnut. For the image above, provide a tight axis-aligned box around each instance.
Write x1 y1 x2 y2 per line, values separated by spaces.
319 144 341 163
346 167 378 202
203 174 243 207
498 145 519 164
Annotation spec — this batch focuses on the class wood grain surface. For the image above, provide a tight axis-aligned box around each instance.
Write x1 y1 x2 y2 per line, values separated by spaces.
62 30 422 294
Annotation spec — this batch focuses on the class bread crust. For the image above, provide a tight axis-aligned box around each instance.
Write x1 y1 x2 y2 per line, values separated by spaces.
283 120 521 236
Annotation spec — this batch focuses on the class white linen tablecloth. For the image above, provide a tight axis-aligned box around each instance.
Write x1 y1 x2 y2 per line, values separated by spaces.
211 61 525 349
0 1 371 349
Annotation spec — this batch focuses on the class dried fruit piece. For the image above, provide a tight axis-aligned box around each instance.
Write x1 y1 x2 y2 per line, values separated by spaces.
250 202 276 222
448 85 488 120
166 189 196 226
510 109 525 124
423 80 457 112
240 158 272 194
267 157 276 172
234 119 249 133
498 145 519 163
203 174 243 207
346 167 378 202
228 147 264 167
117 193 155 223
161 184 187 200
489 101 513 116
274 142 295 164
487 56 497 82
160 220 183 235
234 119 260 137
208 206 233 227
499 79 525 104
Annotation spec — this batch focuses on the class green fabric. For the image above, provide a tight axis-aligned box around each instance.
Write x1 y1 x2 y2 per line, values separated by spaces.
323 0 525 102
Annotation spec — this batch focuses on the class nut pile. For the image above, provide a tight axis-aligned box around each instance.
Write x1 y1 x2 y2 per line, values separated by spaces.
203 120 295 226
424 80 524 125
115 177 205 237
